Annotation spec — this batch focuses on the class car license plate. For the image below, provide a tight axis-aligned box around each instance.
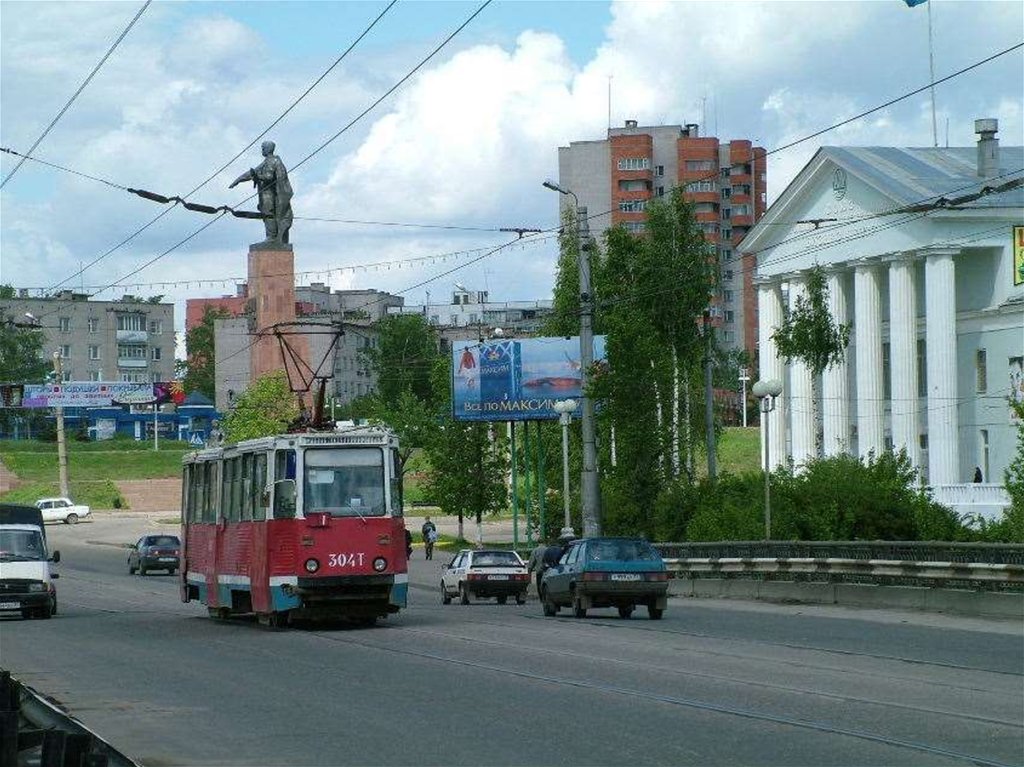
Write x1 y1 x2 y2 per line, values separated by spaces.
159 557 176 562
0 601 19 609
487 575 509 580
610 573 642 581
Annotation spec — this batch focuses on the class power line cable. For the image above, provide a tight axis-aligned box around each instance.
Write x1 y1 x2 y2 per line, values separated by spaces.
42 0 399 295
0 0 151 189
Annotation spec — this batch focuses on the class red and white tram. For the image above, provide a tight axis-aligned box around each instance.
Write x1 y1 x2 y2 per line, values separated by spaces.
180 425 408 626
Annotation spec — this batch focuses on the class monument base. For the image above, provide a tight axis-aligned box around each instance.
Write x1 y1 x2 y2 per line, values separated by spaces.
247 245 308 386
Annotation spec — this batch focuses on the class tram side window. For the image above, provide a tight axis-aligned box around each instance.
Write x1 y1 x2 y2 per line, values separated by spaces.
240 453 253 522
390 448 403 518
182 466 193 523
204 462 218 523
230 457 243 522
253 453 267 521
221 459 233 522
274 449 297 519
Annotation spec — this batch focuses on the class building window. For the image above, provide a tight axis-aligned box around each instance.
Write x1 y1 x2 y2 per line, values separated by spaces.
734 204 751 216
149 320 163 335
975 349 987 393
450 314 458 325
721 188 731 199
655 165 664 176
684 180 715 193
117 345 147 359
919 433 928 450
120 372 147 383
88 370 101 381
722 208 732 220
720 167 731 178
89 345 100 360
60 344 70 359
150 372 162 383
699 223 718 234
694 202 717 214
61 371 72 383
917 339 927 397
429 315 439 325
721 228 732 240
617 157 650 171
618 199 647 212
721 330 735 343
656 186 665 197
724 270 734 281
979 429 990 481
684 160 714 172
624 221 646 233
117 313 146 332
88 317 98 333
725 310 735 323
618 179 650 192
151 347 162 361
720 248 733 260
723 290 734 304
59 317 70 332
882 342 891 400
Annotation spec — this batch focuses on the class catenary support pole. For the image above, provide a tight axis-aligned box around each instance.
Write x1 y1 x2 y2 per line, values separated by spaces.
509 422 518 550
577 205 601 535
703 313 717 482
52 352 69 497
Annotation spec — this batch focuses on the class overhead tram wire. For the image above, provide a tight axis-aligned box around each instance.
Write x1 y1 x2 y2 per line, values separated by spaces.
60 0 495 306
42 0 400 296
0 0 151 190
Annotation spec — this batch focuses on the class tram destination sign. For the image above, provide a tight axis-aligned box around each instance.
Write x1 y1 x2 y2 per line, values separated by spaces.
451 335 607 422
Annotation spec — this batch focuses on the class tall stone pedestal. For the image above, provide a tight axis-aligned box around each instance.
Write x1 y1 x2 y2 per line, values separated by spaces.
247 243 309 387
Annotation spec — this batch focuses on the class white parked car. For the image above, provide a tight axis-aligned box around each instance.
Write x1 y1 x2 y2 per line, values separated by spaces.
440 549 530 605
35 497 91 525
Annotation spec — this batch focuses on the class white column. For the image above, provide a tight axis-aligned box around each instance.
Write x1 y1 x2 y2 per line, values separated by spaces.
757 281 786 469
925 249 959 485
788 275 815 467
854 262 884 459
888 253 920 470
821 268 849 455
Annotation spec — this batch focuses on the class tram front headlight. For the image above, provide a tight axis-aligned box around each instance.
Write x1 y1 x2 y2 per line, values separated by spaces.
304 558 320 573
373 557 387 572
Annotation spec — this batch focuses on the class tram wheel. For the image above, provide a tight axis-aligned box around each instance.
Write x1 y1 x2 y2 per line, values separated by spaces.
258 611 287 630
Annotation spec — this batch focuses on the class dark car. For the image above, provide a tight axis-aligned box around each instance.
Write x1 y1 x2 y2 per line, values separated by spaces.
540 537 668 619
128 534 181 576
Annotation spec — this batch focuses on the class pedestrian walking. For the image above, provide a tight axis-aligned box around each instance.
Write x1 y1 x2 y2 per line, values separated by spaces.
421 516 438 560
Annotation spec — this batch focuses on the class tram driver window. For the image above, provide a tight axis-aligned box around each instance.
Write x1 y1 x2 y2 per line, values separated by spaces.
303 448 385 517
273 449 297 519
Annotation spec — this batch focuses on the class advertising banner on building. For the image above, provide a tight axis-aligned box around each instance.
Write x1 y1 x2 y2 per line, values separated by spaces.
21 382 153 408
452 336 607 421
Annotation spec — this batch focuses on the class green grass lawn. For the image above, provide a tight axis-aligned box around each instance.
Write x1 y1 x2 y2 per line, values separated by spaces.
715 426 762 476
0 480 124 509
0 438 189 483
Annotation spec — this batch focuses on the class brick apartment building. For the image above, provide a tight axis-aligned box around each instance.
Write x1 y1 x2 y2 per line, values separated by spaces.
556 120 767 359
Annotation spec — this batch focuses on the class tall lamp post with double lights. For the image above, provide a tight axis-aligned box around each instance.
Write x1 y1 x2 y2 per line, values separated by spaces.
752 379 783 540
543 179 601 536
553 398 578 539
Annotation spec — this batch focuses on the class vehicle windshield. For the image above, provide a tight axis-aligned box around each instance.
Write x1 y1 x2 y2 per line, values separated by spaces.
145 536 180 547
471 551 522 567
0 529 47 562
587 540 660 562
303 448 386 517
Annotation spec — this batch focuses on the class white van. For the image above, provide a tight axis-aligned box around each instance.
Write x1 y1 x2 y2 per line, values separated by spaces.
0 504 60 619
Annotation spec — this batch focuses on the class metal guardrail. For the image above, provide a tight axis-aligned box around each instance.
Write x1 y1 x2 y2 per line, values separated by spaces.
665 557 1024 583
0 669 137 767
653 542 1024 591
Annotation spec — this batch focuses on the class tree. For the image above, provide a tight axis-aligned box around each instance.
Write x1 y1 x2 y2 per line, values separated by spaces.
996 399 1024 542
0 304 50 385
222 371 299 442
423 357 508 542
183 307 230 399
361 314 440 407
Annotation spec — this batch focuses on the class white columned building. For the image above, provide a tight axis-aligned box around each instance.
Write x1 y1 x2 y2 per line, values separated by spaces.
821 268 850 455
739 118 1023 520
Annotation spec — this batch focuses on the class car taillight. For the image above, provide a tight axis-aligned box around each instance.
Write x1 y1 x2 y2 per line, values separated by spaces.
467 573 485 581
582 572 607 582
646 572 668 582
514 573 529 581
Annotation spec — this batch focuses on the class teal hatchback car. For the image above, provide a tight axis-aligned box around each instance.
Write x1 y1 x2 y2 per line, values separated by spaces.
540 537 669 620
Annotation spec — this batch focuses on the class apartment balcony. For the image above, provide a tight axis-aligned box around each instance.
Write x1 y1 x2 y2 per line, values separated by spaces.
117 358 148 369
116 329 148 343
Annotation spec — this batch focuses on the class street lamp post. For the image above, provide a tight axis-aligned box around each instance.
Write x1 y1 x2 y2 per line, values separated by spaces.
752 379 783 540
739 367 750 428
52 351 70 498
553 399 578 539
543 179 601 537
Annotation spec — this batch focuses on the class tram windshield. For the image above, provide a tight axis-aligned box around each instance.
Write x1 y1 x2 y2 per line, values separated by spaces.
303 448 386 517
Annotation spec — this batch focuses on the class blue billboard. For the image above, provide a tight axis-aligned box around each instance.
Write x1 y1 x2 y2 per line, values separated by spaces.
452 336 606 421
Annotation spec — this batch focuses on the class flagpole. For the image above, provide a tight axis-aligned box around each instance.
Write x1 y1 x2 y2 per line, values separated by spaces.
928 0 938 147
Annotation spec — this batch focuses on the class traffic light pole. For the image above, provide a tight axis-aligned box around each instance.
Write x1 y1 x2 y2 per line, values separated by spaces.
52 352 69 498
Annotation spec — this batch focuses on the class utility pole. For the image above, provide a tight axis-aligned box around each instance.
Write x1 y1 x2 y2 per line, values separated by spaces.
577 205 601 536
52 351 69 498
702 311 717 482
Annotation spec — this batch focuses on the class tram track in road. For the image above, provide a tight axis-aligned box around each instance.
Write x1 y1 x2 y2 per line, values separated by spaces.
398 604 1022 695
384 621 1024 730
301 623 1019 767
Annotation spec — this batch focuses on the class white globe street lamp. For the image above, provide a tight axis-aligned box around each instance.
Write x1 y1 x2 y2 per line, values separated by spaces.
752 379 784 539
553 398 579 539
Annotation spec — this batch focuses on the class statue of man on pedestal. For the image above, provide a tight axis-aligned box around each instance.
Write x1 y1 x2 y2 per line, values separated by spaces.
230 140 293 246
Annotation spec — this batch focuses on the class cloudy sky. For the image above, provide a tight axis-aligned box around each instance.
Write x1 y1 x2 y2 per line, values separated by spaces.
1 0 1021 354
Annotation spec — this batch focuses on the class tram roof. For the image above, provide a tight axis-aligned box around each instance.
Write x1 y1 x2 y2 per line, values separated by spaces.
183 424 397 463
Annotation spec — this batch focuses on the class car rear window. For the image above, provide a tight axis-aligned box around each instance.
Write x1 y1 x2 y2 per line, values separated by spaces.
587 540 660 562
471 551 522 567
146 536 180 547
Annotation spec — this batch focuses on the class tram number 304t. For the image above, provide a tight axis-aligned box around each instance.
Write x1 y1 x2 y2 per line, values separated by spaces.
180 428 409 627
